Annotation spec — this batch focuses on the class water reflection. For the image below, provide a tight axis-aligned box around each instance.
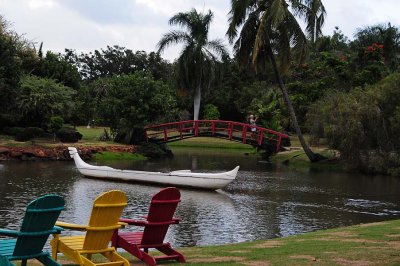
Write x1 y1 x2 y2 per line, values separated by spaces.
0 148 400 247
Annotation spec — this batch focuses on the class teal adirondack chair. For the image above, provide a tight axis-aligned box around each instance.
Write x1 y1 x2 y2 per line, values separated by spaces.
0 194 65 266
0 255 15 265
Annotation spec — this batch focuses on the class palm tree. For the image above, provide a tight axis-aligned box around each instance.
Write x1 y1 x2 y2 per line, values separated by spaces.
293 0 326 44
227 0 326 162
157 9 228 120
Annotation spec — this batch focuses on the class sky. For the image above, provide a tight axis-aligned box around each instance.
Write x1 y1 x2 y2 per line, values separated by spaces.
0 0 399 62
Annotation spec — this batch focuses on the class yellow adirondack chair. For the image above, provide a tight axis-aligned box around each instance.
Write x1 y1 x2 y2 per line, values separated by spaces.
50 190 130 266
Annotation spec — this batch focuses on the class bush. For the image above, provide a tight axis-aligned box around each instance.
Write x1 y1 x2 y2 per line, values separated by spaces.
56 127 83 143
202 104 220 120
0 114 18 130
136 142 173 159
3 127 44 141
3 127 24 136
306 73 400 175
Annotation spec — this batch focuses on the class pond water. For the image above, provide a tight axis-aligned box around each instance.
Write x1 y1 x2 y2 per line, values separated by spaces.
0 147 400 247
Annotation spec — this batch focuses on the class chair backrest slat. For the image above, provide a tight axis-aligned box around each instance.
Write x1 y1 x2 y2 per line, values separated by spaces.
83 190 127 250
141 187 180 245
14 195 65 257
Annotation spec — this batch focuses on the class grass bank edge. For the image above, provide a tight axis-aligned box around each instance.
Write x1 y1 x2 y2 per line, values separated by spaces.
164 219 400 265
17 219 400 265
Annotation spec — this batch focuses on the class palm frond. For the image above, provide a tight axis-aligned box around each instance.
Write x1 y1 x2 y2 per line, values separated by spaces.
156 31 191 54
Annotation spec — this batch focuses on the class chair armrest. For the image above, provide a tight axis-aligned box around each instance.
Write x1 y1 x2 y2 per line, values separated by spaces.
119 218 147 226
0 229 19 237
52 226 64 234
172 218 181 224
55 221 88 231
117 222 128 229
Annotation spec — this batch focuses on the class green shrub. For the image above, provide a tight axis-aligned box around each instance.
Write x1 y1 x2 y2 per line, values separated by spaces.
13 127 44 141
56 127 83 143
3 127 24 136
202 104 220 120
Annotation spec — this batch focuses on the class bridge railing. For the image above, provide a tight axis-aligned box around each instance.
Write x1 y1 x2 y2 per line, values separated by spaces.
144 120 289 152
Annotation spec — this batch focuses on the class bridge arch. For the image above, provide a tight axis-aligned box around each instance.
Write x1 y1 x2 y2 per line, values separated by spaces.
144 120 289 152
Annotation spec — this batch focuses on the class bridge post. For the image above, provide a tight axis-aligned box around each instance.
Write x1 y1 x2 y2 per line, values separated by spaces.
242 125 247 144
163 128 168 141
211 121 215 136
276 134 282 152
257 129 263 145
194 121 199 137
144 129 149 142
228 122 233 140
179 123 183 139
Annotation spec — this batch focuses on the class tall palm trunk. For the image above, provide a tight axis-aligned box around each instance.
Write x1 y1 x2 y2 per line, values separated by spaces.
193 85 201 120
264 36 322 162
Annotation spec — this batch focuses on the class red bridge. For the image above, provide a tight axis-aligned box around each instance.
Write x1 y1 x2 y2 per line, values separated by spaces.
144 120 289 152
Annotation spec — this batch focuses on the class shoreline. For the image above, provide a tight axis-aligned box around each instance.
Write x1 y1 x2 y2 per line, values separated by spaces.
0 145 135 161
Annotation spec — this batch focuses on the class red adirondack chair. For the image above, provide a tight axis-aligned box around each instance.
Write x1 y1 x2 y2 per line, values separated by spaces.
112 187 185 266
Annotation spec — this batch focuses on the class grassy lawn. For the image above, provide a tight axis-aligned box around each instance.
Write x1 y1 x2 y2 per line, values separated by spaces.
168 137 256 150
13 219 400 265
0 126 121 148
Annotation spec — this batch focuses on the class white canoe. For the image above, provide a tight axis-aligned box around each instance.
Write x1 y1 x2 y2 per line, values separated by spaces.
68 147 239 190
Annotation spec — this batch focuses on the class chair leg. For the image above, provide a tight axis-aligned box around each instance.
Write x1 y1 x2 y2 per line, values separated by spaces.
139 250 157 266
21 259 27 266
50 236 59 261
157 245 186 263
102 250 130 266
37 255 61 266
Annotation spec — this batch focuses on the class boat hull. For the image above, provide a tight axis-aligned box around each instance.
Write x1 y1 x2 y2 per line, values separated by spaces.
68 147 239 190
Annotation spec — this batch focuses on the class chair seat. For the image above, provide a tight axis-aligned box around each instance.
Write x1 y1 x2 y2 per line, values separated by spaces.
0 239 52 262
0 239 17 256
117 232 143 245
57 235 86 251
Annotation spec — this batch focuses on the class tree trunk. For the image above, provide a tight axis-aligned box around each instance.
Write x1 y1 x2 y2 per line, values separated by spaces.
265 38 323 162
193 85 201 120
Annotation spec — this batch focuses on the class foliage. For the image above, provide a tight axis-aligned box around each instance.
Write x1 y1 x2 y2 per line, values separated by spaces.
136 142 173 159
157 8 228 120
207 59 259 122
34 51 82 90
56 127 83 143
0 28 21 114
235 81 288 131
15 75 76 127
94 72 178 144
227 0 327 162
316 26 350 52
307 73 400 175
64 46 172 81
49 116 64 142
5 127 45 141
49 116 64 133
202 104 220 120
352 42 389 87
351 23 400 70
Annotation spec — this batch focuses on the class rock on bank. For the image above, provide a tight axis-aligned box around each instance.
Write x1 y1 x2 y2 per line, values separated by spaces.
0 146 135 161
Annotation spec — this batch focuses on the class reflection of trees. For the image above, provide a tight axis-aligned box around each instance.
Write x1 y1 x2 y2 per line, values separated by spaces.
0 161 76 229
171 190 241 247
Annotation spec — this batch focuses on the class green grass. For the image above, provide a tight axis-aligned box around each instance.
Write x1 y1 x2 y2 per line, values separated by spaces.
75 126 109 142
92 151 146 161
18 219 400 265
168 137 256 151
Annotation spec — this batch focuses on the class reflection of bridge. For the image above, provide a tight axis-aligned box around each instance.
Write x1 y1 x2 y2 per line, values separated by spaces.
144 120 289 152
